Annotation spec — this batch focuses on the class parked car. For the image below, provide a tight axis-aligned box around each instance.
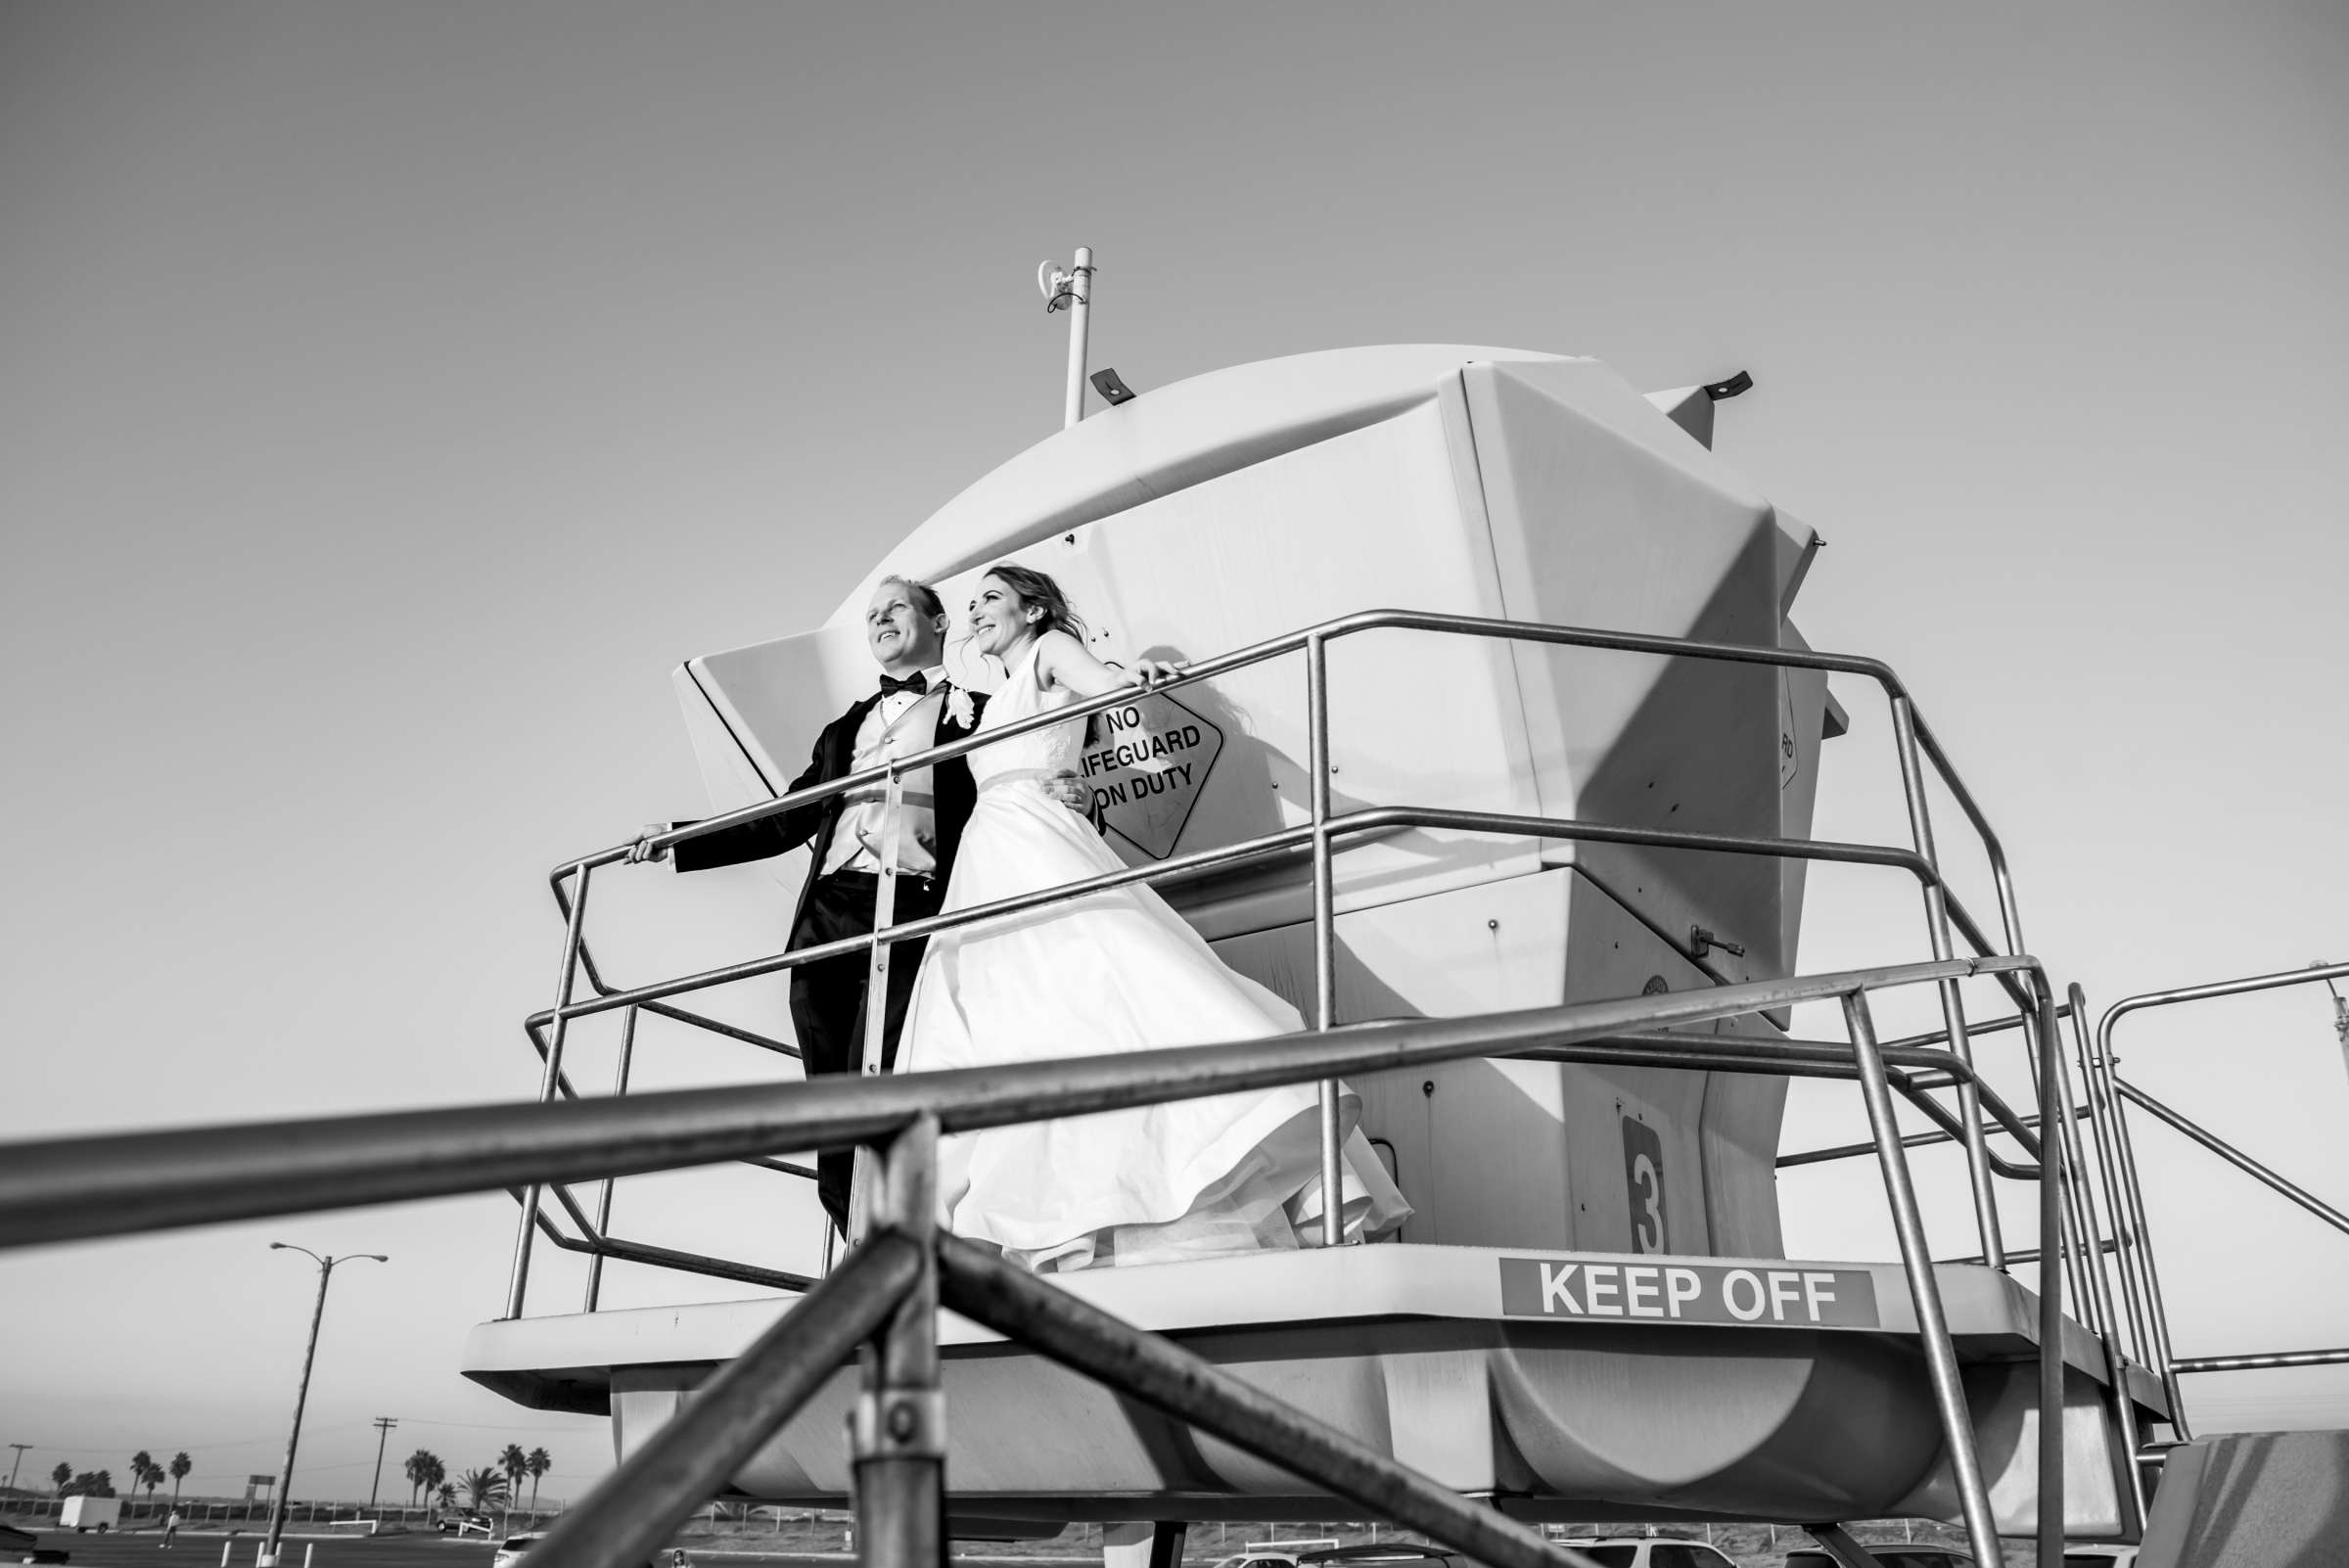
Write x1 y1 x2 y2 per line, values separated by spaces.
1783 1547 1972 1568
438 1513 494 1538
491 1535 545 1568
489 1536 686 1568
1551 1539 1738 1568
1 1523 69 1564
2056 1549 2138 1568
1298 1548 1457 1568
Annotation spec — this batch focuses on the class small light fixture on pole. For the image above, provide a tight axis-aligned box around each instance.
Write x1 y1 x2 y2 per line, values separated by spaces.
1037 247 1096 430
2316 961 2349 1088
259 1245 387 1567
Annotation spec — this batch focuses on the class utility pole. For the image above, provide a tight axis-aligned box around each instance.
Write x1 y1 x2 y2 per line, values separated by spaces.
366 1419 396 1510
6 1444 31 1496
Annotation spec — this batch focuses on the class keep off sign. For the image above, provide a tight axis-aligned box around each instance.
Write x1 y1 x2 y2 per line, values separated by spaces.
1078 691 1222 859
1497 1256 1880 1328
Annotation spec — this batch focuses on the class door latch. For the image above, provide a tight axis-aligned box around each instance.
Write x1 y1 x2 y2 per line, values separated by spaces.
1690 926 1745 960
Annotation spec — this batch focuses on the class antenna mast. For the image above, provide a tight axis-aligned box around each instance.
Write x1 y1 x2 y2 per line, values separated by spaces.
1038 246 1096 429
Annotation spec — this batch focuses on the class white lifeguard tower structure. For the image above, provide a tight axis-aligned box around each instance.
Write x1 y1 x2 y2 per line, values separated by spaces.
458 340 2166 1559
10 310 2348 1568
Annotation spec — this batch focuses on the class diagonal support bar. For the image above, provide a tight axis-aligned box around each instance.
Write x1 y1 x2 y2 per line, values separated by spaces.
2115 1080 2349 1238
934 1233 1606 1568
527 1230 922 1568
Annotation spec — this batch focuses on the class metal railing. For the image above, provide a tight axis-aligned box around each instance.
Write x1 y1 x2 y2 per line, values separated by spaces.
0 954 2079 1568
506 607 2050 1315
2077 960 2349 1442
0 607 2123 1568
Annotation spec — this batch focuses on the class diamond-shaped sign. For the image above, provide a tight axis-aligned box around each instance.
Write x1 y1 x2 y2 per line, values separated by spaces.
1074 690 1223 859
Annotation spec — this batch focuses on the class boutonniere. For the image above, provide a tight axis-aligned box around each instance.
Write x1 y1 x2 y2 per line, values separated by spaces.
944 685 976 729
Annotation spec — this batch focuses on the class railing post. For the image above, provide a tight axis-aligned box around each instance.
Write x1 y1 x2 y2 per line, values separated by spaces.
1304 632 1343 1247
2067 989 2153 1369
2016 1007 2098 1336
849 770 907 1248
583 1004 639 1313
1842 988 2004 1568
507 860 592 1320
2093 1009 2191 1437
854 1114 943 1568
1888 697 2005 1270
2030 977 2068 1568
2041 993 2146 1530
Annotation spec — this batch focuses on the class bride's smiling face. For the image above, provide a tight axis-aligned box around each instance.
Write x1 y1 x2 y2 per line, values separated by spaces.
968 574 1038 658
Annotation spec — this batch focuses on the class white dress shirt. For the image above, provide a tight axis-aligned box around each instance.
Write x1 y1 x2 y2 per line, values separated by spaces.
822 665 948 879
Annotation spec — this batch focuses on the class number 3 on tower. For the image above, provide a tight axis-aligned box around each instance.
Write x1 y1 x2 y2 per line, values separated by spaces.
1620 1116 1668 1254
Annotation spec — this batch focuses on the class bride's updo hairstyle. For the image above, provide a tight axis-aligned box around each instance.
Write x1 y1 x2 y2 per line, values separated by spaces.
985 563 1088 642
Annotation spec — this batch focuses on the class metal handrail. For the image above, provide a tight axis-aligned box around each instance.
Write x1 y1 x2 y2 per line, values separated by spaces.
0 952 2065 1568
1776 1103 2086 1171
0 957 2027 1246
2088 960 2349 1438
629 607 1918 863
527 808 1942 1032
508 802 2008 1305
514 605 2040 1303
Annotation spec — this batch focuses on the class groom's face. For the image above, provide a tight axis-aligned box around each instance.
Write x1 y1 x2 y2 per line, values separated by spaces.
866 580 945 673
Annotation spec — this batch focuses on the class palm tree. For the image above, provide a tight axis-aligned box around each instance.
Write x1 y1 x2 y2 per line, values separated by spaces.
140 1459 164 1508
168 1453 191 1506
436 1481 457 1510
424 1456 446 1509
129 1453 152 1516
459 1468 508 1513
403 1449 436 1507
496 1446 526 1521
50 1462 70 1496
524 1449 550 1517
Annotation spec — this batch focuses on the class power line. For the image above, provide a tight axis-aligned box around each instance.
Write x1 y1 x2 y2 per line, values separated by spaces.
24 1415 598 1456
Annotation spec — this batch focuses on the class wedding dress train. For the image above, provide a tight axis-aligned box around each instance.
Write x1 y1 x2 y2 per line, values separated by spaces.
898 635 1410 1272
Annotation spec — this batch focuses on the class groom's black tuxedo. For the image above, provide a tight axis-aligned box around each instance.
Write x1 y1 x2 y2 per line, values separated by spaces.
671 684 986 1232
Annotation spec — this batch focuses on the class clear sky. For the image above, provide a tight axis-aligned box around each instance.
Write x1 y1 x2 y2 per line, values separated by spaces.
4 1 2346 1506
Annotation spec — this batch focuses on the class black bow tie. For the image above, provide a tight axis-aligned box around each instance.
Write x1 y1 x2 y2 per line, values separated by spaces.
878 671 929 697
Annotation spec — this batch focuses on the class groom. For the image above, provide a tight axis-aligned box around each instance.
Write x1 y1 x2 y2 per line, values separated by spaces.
629 574 1084 1234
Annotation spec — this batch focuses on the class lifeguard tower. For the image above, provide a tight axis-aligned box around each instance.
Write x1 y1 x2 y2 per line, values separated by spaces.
454 335 2167 1567
8 284 2346 1568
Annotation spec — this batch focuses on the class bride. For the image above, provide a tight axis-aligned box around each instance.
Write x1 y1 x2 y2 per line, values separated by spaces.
898 564 1410 1272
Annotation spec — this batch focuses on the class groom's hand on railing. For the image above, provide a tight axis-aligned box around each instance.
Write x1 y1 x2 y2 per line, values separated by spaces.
1129 657 1181 687
626 824 673 865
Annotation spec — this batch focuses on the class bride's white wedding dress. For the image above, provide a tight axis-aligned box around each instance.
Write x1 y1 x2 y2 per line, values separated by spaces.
898 632 1410 1272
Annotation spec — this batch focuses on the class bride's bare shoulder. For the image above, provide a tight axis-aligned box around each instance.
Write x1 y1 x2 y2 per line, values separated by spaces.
1032 628 1089 679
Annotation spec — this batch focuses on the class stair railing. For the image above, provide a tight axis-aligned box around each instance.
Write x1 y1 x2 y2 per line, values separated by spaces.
2081 960 2349 1445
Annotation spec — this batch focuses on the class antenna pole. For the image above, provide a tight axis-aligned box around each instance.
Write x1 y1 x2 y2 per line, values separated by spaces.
1062 246 1094 429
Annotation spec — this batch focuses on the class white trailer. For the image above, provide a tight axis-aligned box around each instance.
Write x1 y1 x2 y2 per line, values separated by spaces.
61 1496 120 1533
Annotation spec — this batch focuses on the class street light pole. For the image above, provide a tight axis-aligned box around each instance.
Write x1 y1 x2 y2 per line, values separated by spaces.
259 1246 387 1567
